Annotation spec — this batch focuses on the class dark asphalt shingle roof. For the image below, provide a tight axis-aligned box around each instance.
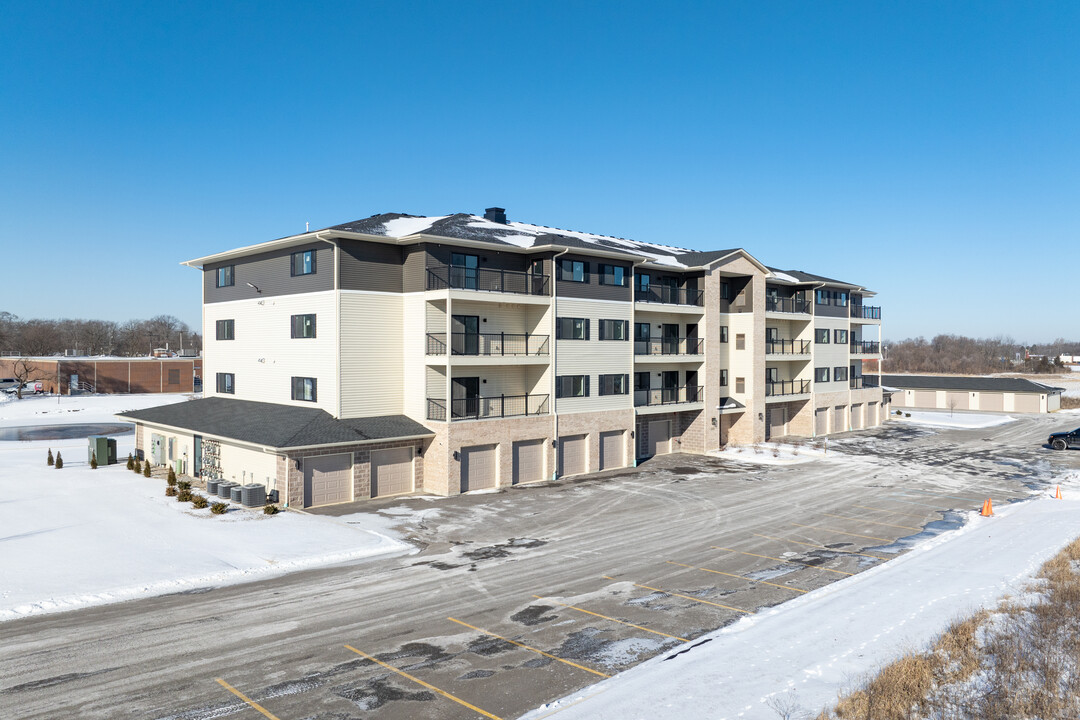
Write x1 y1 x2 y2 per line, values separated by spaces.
767 267 860 287
881 375 1065 394
118 397 433 449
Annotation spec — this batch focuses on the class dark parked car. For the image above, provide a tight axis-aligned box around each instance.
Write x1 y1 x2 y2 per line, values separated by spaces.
1048 427 1080 451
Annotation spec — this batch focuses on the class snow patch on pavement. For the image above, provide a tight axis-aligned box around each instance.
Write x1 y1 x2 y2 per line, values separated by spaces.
896 410 1016 429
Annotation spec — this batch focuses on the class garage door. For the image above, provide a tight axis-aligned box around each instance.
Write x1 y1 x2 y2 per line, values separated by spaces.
867 402 878 426
980 393 1004 412
766 408 786 440
815 407 829 435
559 435 588 476
599 430 625 471
512 439 546 484
461 444 497 492
834 406 846 433
1013 393 1041 413
371 447 414 498
850 404 862 430
946 391 969 411
913 391 937 408
304 453 353 507
647 420 671 457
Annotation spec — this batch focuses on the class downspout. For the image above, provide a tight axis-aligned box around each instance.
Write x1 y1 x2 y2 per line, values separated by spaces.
550 248 570 481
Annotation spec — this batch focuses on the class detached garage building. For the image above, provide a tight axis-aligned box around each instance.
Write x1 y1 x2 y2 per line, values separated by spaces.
883 375 1063 414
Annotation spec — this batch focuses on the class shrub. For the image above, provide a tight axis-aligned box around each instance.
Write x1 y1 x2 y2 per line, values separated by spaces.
126 454 134 470
167 467 176 484
54 452 63 469
143 461 151 478
133 459 142 474
191 495 209 509
896 409 903 416
177 480 191 491
210 502 228 515
90 452 98 470
47 448 54 466
176 490 193 502
905 413 911 418
165 486 177 497
263 504 280 515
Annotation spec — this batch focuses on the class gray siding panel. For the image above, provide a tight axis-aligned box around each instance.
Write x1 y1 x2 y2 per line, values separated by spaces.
403 245 427 292
556 254 632 302
339 240 403 293
205 244 334 303
425 243 528 272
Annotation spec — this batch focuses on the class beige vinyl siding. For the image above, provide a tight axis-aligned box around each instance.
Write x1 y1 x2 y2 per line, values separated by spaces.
426 299 446 334
219 440 279 491
426 366 447 400
810 317 850 394
401 293 427 420
339 291 403 418
449 300 549 336
555 298 633 413
203 292 339 415
453 366 547 398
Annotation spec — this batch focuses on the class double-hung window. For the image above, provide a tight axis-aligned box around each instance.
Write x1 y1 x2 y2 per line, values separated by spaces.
598 374 629 395
815 367 830 383
291 376 317 402
555 375 589 398
720 369 728 387
558 259 587 282
598 319 629 340
834 366 849 382
816 289 830 306
719 326 729 343
291 314 316 339
556 317 589 340
815 329 830 344
834 329 848 344
216 265 234 288
216 319 235 340
216 373 235 394
598 264 628 287
291 249 316 276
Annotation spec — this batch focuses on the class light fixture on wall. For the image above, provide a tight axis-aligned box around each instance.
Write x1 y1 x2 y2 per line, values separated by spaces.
758 413 764 421
246 282 261 293
711 417 717 427
453 451 460 461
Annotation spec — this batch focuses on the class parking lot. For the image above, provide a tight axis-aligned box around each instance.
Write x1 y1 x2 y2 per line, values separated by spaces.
2 413 1078 720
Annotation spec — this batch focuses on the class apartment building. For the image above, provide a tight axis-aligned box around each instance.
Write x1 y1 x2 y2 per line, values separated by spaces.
120 209 884 508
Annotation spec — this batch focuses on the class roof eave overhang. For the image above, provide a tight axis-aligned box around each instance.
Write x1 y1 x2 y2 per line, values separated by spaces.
275 432 435 452
706 249 770 275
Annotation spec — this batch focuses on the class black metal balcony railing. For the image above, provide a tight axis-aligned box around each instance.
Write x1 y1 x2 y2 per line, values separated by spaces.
850 376 865 389
634 337 704 356
426 332 550 356
765 339 811 355
765 379 811 397
634 285 705 306
862 375 881 388
850 340 881 354
633 385 703 407
427 394 550 421
765 297 811 314
426 266 550 296
851 304 882 320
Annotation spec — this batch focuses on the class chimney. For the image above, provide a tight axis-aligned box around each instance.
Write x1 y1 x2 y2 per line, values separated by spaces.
484 207 507 224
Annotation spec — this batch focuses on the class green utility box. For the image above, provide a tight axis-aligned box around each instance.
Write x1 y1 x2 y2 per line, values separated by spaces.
88 436 118 465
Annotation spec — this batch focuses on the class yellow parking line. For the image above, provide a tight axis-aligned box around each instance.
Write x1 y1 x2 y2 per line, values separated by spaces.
822 513 922 532
710 546 854 576
790 523 893 543
532 595 688 642
215 678 282 720
601 575 752 613
344 645 503 720
666 561 807 593
854 504 930 518
447 618 610 678
753 533 889 561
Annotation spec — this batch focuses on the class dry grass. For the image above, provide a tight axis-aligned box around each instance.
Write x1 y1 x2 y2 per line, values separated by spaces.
1060 396 1080 410
815 536 1080 720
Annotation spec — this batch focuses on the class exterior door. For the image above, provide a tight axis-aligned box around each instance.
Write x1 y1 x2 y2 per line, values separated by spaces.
686 323 699 354
647 420 671 456
512 439 546 484
634 322 651 356
662 371 679 403
451 315 480 355
559 435 588 476
662 324 679 355
634 371 651 407
661 276 678 303
193 435 203 478
599 431 625 470
765 326 778 352
450 252 478 289
686 370 699 402
460 444 497 491
452 377 480 419
371 447 415 497
815 407 829 435
304 453 353 507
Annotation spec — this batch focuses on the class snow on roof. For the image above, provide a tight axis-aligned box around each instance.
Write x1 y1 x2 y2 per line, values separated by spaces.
769 270 802 283
380 215 447 238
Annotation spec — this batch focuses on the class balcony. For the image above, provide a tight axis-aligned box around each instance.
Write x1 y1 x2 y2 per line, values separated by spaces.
634 385 703 408
850 376 867 389
861 375 881 388
765 297 811 314
765 339 810 356
766 379 811 397
426 332 550 357
634 286 704 307
850 340 881 355
634 337 704 356
427 394 550 421
426 265 550 296
851 304 882 320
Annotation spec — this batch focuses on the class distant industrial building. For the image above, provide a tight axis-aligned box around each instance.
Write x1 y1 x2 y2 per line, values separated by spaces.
0 356 201 394
882 374 1062 414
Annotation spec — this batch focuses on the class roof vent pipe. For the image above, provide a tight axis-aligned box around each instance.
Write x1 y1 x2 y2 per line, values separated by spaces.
484 207 507 224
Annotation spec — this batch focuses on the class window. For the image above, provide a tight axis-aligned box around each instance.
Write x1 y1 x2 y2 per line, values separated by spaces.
291 376 317 402
766 367 779 383
834 366 849 382
834 329 848 344
599 374 629 395
637 273 650 292
815 367 830 383
816 288 848 306
815 329 830 344
556 317 589 340
555 375 589 398
216 373 235 394
558 259 587 282
720 326 729 343
167 369 180 385
450 253 479 289
598 319 629 340
599 264 629 287
291 314 316 339
720 369 728 387
291 249 316 276
216 319 235 341
720 282 731 300
735 377 745 394
216 265 234 288
835 291 848 307
735 333 746 350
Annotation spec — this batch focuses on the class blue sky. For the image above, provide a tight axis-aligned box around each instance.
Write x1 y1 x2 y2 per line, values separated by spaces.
1 1 1076 342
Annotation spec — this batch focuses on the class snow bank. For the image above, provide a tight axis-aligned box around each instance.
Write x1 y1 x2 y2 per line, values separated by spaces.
708 442 837 466
896 410 1015 429
0 392 191 427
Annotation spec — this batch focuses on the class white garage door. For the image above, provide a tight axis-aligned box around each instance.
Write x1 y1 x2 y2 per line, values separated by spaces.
815 407 829 435
946 391 969 411
647 420 671 457
599 430 625 471
850 404 862 430
304 453 353 508
980 393 1004 412
834 406 846 433
867 402 878 426
766 408 786 440
371 447 414 498
559 435 588 477
461 444 497 492
512 439 546 484
913 390 937 408
1013 393 1041 413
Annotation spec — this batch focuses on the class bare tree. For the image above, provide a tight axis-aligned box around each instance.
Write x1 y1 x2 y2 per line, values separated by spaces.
10 358 45 398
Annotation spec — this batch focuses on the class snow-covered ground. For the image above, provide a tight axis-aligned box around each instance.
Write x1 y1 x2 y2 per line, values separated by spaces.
709 443 836 465
522 476 1080 720
0 393 412 621
894 409 1016 429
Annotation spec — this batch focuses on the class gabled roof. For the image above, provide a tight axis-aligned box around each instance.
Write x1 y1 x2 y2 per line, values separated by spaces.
118 397 434 450
881 375 1065 395
766 267 862 288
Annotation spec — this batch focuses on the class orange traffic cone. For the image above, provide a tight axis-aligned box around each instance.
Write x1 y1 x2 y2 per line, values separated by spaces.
981 498 994 517
1055 485 1063 500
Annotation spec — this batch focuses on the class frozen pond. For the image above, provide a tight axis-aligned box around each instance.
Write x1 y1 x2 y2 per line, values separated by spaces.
0 423 134 441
